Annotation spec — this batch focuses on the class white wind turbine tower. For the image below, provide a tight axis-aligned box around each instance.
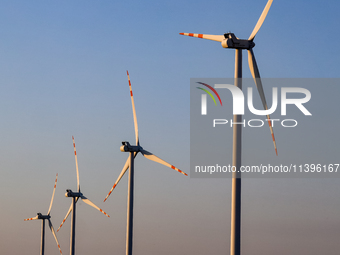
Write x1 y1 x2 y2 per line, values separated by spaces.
103 71 188 255
24 173 63 255
180 1 277 255
57 136 110 255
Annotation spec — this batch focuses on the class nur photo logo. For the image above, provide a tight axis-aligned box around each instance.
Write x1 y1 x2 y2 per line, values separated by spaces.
196 81 312 128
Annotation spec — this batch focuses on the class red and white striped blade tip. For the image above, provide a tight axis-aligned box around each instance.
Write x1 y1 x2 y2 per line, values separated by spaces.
57 202 73 232
81 195 110 217
104 155 132 202
141 149 188 176
179 33 224 42
47 173 58 215
24 216 38 221
103 183 117 202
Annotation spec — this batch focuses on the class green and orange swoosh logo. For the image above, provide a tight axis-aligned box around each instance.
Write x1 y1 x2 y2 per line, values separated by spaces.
196 82 223 106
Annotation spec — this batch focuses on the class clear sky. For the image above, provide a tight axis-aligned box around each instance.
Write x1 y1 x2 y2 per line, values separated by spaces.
1 0 340 254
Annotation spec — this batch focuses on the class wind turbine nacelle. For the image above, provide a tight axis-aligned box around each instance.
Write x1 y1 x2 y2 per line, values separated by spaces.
221 33 255 49
65 189 82 197
37 213 50 219
221 38 233 48
120 141 140 152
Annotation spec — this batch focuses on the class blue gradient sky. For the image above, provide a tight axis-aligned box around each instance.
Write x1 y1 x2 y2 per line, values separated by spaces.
1 0 340 254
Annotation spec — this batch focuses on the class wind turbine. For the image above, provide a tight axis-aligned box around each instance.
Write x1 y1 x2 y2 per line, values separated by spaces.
103 71 188 255
180 1 277 255
57 136 110 255
24 173 63 255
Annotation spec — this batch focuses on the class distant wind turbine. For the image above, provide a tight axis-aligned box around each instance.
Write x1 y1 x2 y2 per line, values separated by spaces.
24 173 63 255
57 136 110 255
104 71 188 255
180 1 277 255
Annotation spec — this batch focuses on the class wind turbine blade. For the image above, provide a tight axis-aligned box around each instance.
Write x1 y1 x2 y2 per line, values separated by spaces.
81 195 110 217
248 49 267 109
24 215 39 221
72 136 80 192
179 33 224 42
57 200 77 232
127 71 139 145
47 173 58 215
48 219 63 254
140 148 188 176
104 152 137 202
248 0 273 40
248 49 278 155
